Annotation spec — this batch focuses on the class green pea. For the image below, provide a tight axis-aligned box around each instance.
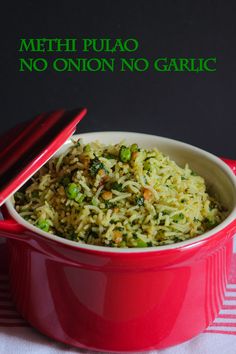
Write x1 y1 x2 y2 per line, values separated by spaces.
119 241 127 247
84 144 91 153
37 219 50 232
136 238 147 247
119 146 131 163
66 183 81 199
130 143 138 152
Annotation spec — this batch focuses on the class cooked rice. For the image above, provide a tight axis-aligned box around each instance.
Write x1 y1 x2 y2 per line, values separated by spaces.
14 139 227 248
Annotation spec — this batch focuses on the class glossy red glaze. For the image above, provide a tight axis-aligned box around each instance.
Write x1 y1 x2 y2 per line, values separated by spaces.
221 158 236 175
0 158 235 351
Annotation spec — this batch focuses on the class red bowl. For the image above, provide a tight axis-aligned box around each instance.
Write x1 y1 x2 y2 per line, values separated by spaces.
0 132 236 352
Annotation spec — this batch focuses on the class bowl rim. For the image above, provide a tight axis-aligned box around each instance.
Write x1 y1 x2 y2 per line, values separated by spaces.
6 131 236 254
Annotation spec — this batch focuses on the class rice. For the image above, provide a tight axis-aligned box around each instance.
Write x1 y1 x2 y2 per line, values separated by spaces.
14 139 227 248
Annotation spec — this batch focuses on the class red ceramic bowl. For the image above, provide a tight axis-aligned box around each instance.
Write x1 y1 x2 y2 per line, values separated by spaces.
0 132 236 352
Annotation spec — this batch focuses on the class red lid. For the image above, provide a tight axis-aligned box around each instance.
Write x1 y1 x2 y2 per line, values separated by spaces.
0 108 87 206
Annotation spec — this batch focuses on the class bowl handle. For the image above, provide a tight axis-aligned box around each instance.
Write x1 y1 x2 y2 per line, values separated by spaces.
221 158 236 176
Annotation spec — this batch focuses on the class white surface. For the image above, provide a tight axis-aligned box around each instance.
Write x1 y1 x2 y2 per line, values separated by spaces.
0 328 235 354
